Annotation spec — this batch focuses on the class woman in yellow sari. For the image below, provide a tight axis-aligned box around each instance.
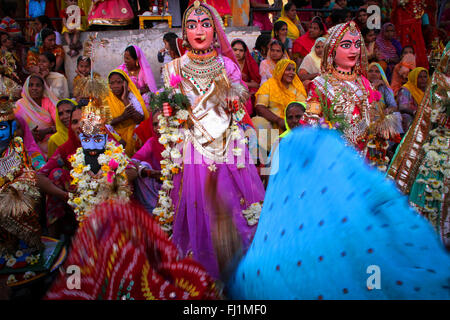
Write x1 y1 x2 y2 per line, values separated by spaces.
106 69 149 157
397 67 429 132
253 59 306 152
47 99 78 158
274 2 305 41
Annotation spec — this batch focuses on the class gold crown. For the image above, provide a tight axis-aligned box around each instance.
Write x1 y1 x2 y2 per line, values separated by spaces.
80 100 111 135
0 96 15 122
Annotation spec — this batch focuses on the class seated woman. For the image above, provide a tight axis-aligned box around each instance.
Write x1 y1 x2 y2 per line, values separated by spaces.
129 111 164 215
272 21 292 57
34 15 62 47
368 63 399 115
106 69 149 157
37 51 69 100
397 67 429 133
14 74 57 156
251 34 271 66
231 39 261 117
117 45 157 108
253 59 306 152
279 101 306 139
259 39 288 85
367 62 403 155
36 105 82 238
298 37 325 89
276 2 305 41
26 28 65 74
361 27 377 63
391 51 416 96
292 16 327 67
47 99 77 158
375 23 402 82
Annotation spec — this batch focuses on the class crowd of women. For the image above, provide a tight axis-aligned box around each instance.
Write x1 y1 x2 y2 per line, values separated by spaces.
0 1 449 300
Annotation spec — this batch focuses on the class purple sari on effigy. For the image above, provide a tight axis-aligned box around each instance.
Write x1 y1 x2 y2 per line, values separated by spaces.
163 3 265 279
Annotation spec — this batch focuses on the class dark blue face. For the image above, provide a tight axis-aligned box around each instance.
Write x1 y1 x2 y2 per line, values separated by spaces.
79 133 107 152
0 120 17 152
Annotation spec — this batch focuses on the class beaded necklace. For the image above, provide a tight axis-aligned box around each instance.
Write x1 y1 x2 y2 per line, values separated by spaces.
182 50 225 95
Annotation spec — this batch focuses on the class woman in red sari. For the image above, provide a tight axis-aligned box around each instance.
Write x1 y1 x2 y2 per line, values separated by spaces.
231 39 261 117
391 0 429 69
292 16 327 67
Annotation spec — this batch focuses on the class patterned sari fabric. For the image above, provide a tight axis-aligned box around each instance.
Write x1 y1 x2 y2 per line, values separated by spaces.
44 201 220 300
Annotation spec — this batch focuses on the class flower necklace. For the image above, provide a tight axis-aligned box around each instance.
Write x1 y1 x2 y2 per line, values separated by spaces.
68 141 131 223
152 110 189 233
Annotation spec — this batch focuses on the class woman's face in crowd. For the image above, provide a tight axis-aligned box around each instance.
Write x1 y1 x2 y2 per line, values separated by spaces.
357 11 368 25
281 63 296 84
417 70 428 90
269 44 284 61
286 105 304 130
185 9 214 51
335 31 361 72
402 47 414 56
38 54 53 72
286 5 297 21
43 33 56 51
109 73 125 97
232 42 245 62
124 50 137 70
365 30 376 43
71 108 82 137
314 41 324 57
384 25 395 40
277 25 288 38
337 0 347 7
1 33 13 50
58 103 73 128
309 22 322 39
28 77 44 101
77 60 91 77
34 19 44 32
368 65 381 83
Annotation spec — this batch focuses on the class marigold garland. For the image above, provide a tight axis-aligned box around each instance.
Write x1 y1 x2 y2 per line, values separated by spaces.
68 141 131 223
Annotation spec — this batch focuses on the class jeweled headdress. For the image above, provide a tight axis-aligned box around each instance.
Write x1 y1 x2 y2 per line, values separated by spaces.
321 21 369 77
0 95 15 122
80 102 111 135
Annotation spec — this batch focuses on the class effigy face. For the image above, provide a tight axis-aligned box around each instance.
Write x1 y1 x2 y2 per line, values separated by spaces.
185 7 214 51
79 133 107 156
334 30 361 72
0 120 16 152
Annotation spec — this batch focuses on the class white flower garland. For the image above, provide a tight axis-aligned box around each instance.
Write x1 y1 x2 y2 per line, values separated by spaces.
152 111 187 232
242 202 263 226
68 141 131 223
415 127 450 221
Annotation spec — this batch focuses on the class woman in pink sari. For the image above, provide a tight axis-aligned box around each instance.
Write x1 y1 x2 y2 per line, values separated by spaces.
14 74 57 156
117 45 157 107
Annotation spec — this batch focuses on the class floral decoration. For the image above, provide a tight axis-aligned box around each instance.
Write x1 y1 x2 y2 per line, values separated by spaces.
68 141 131 223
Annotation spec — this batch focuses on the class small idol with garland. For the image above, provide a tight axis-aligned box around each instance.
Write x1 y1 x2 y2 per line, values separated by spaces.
153 1 265 280
0 96 43 285
67 102 132 223
302 21 399 171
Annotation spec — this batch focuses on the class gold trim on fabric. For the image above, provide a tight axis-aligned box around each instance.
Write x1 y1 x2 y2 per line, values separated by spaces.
387 84 432 194
88 18 133 26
